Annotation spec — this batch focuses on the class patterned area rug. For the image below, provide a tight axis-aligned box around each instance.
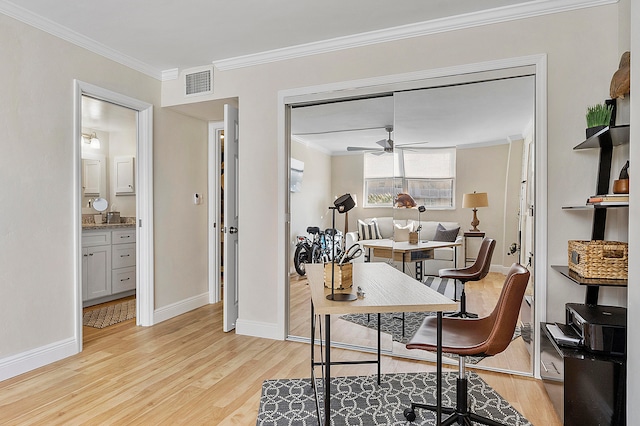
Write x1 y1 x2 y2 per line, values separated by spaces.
256 372 532 425
83 299 136 329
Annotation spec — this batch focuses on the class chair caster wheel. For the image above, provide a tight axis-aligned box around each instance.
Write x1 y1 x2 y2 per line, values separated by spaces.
403 407 416 422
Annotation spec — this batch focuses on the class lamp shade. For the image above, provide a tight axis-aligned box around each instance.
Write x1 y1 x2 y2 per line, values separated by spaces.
334 193 355 213
462 192 488 209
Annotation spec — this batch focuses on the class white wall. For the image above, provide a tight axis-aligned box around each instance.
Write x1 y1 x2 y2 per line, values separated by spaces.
162 4 625 333
153 108 209 307
0 13 209 376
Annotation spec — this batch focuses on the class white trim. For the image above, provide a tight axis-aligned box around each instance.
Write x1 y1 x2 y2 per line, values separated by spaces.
236 319 282 340
214 0 615 70
135 101 155 327
0 338 77 382
0 1 161 80
0 0 611 77
162 68 179 81
277 54 548 377
153 293 210 324
532 54 548 379
74 81 155 353
208 121 224 304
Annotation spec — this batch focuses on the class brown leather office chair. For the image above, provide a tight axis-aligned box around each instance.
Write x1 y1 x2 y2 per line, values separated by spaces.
403 263 530 425
439 238 496 318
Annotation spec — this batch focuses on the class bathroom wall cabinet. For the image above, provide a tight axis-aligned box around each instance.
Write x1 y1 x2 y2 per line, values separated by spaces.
82 228 136 306
82 158 102 196
114 156 135 195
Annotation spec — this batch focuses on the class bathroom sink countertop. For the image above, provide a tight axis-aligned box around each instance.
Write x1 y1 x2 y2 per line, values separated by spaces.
82 222 136 230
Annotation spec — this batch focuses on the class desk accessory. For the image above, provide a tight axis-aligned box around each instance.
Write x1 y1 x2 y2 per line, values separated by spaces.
327 193 357 301
409 205 426 244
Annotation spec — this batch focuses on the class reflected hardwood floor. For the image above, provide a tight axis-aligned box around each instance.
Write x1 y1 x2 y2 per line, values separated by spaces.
1 288 559 425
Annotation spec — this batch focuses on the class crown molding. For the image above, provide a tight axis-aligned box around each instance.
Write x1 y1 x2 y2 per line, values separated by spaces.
214 0 617 71
0 0 162 80
0 0 616 77
161 68 180 81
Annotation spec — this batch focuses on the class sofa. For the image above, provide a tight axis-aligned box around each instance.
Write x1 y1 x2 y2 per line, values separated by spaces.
345 217 464 277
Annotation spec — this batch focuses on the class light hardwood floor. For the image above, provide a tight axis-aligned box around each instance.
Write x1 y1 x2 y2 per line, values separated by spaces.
0 293 560 425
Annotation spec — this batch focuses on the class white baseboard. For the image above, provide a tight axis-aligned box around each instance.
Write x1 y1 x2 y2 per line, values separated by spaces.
0 337 77 382
153 292 209 324
235 318 283 340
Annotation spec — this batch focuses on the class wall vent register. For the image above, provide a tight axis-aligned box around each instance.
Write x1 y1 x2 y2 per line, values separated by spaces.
185 69 212 95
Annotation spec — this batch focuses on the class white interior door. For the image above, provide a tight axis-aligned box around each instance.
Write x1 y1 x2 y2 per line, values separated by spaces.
223 104 239 332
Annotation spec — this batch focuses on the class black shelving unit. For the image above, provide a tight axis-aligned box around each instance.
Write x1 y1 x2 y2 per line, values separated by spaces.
544 124 629 425
556 124 629 305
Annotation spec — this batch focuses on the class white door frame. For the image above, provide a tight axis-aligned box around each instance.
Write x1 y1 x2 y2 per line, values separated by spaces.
208 121 224 303
277 54 548 378
74 80 154 352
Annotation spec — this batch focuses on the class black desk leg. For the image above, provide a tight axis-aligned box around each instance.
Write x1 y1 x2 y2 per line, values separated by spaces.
324 314 331 426
310 301 314 386
437 311 442 426
377 313 381 384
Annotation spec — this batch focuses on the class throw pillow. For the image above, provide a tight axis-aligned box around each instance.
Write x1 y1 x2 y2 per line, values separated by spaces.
358 219 382 240
433 223 460 242
393 223 413 242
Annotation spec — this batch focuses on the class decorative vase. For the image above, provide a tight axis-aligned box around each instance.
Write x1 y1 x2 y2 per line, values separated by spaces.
612 179 629 194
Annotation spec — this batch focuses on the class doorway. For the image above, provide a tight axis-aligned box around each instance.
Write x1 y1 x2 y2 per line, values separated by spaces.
207 104 239 332
74 81 154 352
80 96 137 340
280 56 548 378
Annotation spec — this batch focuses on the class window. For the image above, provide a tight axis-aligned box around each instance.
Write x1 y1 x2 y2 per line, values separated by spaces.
363 148 456 208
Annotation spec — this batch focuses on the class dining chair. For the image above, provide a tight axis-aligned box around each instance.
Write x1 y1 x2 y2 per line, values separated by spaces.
404 263 530 425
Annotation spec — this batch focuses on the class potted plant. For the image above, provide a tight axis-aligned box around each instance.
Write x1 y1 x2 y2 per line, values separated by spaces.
585 103 614 138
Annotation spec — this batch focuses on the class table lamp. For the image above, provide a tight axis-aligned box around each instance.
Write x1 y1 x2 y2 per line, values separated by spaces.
462 192 488 232
328 193 357 301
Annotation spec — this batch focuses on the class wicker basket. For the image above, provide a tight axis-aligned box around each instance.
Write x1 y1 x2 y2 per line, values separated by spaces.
324 262 353 290
568 240 628 279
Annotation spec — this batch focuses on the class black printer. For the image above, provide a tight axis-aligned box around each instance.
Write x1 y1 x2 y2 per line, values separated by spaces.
566 303 626 356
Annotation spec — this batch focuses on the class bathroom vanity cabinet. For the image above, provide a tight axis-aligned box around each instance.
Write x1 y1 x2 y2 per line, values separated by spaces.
82 227 136 306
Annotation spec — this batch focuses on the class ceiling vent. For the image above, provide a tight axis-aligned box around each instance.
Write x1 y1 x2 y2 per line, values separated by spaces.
184 67 213 96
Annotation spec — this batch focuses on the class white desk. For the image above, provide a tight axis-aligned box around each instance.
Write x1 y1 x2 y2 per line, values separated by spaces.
307 262 457 425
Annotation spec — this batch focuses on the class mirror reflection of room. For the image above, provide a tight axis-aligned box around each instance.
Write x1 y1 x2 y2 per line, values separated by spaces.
80 96 138 315
288 73 535 376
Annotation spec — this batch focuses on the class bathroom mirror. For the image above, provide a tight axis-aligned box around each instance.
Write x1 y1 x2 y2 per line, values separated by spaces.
93 197 108 212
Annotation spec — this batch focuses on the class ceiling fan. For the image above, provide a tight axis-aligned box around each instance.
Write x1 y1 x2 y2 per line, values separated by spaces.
347 125 394 153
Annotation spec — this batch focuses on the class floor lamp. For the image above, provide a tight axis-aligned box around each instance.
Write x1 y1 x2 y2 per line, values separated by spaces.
327 193 356 301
